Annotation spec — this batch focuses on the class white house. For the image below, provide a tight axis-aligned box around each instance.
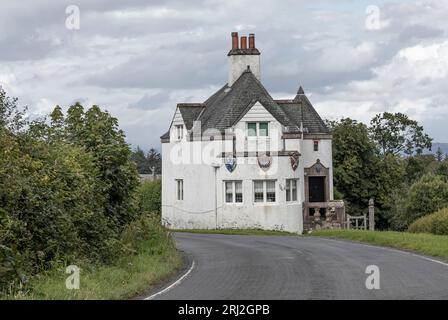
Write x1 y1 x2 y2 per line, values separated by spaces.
160 33 343 234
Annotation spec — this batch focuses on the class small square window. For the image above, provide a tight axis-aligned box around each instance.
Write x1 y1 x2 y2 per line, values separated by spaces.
248 123 257 136
259 122 268 136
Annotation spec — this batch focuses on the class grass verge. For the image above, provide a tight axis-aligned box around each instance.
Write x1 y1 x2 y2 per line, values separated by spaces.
309 229 448 261
11 241 182 300
173 228 297 236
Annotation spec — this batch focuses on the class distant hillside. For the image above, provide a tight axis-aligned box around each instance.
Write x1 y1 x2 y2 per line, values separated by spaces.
424 143 448 156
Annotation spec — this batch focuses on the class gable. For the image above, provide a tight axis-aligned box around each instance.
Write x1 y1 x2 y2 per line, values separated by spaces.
237 101 278 123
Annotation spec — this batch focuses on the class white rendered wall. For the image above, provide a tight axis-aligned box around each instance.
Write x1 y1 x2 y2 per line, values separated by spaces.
228 54 260 86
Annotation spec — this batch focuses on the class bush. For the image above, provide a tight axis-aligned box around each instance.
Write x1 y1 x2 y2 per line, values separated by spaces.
408 208 448 235
0 88 141 293
137 180 161 214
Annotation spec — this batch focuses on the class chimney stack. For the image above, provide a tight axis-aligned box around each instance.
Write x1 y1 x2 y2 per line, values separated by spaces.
249 34 255 49
231 32 239 50
228 32 261 86
240 36 247 49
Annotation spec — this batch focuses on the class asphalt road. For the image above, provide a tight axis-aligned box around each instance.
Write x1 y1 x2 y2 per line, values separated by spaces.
150 233 448 300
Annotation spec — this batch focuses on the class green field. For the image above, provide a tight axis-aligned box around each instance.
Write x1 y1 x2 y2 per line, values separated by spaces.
310 229 448 260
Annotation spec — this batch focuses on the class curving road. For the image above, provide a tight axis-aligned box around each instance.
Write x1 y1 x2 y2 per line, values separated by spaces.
150 233 448 300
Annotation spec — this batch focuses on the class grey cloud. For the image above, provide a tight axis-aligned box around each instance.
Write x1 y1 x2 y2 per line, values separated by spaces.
129 90 170 110
399 25 444 42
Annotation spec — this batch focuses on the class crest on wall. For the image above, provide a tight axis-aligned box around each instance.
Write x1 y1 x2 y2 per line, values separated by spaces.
258 154 272 171
289 152 300 171
224 156 237 173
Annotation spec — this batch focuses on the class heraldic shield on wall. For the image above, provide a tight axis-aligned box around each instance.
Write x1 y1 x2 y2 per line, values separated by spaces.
225 156 237 173
290 151 300 171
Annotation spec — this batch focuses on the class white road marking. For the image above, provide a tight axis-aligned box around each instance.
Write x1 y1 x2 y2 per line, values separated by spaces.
318 237 448 268
144 260 195 300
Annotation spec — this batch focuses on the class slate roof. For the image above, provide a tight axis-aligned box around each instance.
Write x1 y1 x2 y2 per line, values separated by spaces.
160 69 330 141
276 92 330 134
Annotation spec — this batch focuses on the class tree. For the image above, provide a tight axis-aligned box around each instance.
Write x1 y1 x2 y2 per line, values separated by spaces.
435 147 444 162
369 112 432 156
328 118 382 215
147 148 161 174
396 174 448 228
131 146 150 173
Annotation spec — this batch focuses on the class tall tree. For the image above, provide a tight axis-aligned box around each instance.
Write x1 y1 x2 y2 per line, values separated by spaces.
328 118 382 214
369 112 432 156
147 148 161 174
435 147 444 162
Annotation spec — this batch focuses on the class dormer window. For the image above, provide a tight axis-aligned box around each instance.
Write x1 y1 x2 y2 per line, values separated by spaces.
247 122 269 137
175 125 184 141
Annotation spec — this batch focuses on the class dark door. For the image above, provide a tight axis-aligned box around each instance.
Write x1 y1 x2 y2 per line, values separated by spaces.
309 176 325 203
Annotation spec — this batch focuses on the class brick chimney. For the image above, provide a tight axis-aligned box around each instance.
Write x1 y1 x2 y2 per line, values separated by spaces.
228 32 260 86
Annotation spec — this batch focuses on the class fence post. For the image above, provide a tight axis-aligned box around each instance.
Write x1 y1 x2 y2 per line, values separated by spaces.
369 198 375 231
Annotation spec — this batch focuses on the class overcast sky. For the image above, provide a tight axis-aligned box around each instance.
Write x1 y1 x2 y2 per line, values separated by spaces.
1 0 448 150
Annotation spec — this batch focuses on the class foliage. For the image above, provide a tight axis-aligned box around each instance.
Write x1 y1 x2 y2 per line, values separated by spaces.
137 180 162 214
6 214 182 300
408 208 448 235
0 87 142 293
131 147 161 174
369 112 432 156
328 118 382 215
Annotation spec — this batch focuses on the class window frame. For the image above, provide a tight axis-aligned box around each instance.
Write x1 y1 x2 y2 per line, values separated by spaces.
247 122 269 138
253 180 277 204
224 180 243 204
175 124 184 141
175 179 184 201
313 140 319 152
286 178 299 202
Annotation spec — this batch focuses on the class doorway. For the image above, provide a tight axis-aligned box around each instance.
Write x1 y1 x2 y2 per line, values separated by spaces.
308 176 325 203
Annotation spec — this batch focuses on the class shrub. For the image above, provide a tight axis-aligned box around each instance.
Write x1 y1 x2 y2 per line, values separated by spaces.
137 180 161 214
408 208 448 235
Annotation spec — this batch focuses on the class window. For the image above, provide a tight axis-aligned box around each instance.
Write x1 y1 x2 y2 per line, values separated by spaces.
225 181 243 203
313 140 319 152
176 179 183 200
286 179 299 202
175 125 184 141
266 180 276 202
247 123 257 136
253 180 276 203
259 122 269 136
247 122 269 137
254 181 264 202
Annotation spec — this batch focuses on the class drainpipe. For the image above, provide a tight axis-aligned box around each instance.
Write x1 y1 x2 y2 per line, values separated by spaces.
212 163 221 229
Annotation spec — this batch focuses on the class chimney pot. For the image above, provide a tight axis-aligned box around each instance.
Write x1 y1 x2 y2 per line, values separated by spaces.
240 36 247 49
249 33 255 49
231 32 239 50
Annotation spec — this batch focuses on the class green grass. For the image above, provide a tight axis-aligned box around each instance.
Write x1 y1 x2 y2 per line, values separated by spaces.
173 228 297 236
6 240 182 300
309 229 448 260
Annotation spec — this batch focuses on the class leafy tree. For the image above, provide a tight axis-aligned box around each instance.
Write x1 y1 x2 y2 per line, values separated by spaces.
369 112 432 156
399 174 448 227
132 146 149 173
435 147 444 162
328 118 382 215
147 148 161 174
